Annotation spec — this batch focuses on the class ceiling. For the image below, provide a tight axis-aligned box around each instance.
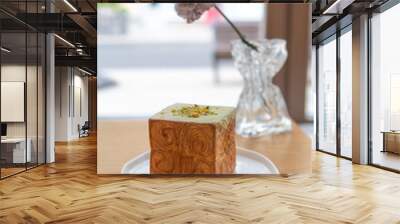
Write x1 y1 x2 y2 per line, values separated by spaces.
0 0 98 73
0 0 395 73
311 0 392 43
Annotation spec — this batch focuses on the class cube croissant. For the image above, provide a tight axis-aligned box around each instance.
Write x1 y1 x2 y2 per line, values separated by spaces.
149 103 236 174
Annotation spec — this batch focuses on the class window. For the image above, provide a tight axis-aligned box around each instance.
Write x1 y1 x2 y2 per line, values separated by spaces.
316 26 353 159
317 36 337 154
339 29 352 158
370 3 400 171
0 1 47 179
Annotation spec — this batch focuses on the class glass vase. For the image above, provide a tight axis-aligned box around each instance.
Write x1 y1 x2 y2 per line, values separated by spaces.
231 39 292 137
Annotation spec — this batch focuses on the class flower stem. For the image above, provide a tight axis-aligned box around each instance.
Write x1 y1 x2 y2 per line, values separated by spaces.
214 5 258 52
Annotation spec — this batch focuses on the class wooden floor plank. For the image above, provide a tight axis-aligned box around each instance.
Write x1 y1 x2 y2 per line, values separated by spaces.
0 134 400 223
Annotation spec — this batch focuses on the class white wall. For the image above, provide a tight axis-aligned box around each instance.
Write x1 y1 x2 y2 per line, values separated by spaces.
1 65 27 143
55 67 70 141
71 73 89 138
1 65 26 139
55 67 89 141
1 65 38 137
1 64 46 164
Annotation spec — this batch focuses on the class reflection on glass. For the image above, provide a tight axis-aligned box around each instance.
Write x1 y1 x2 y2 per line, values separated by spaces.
0 1 47 179
371 4 400 171
340 30 352 158
27 31 38 169
38 33 46 165
317 38 337 154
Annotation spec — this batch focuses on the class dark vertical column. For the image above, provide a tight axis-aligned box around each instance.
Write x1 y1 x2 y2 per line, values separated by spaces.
367 12 373 165
44 0 48 164
25 0 28 171
72 68 75 118
88 77 97 132
267 3 312 122
336 29 341 157
36 0 39 167
316 45 320 150
0 23 2 179
267 4 289 101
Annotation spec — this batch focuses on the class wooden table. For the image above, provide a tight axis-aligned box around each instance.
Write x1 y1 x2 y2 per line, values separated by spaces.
98 119 312 175
382 131 400 154
1 138 32 165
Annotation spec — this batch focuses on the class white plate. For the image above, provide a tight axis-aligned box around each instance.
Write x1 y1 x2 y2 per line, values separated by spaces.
121 147 279 174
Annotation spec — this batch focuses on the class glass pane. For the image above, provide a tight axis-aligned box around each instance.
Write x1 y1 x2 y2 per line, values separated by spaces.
317 37 337 154
38 33 45 165
27 31 38 169
340 30 352 158
1 31 27 177
26 0 38 169
371 4 400 171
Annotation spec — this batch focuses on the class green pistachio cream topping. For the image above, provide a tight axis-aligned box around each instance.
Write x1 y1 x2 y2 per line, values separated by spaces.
171 104 217 118
152 103 235 124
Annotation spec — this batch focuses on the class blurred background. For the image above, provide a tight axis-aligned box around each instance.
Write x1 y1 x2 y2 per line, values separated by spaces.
97 3 313 125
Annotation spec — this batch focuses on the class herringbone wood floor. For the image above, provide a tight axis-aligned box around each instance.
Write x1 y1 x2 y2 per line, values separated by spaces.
1 135 400 224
